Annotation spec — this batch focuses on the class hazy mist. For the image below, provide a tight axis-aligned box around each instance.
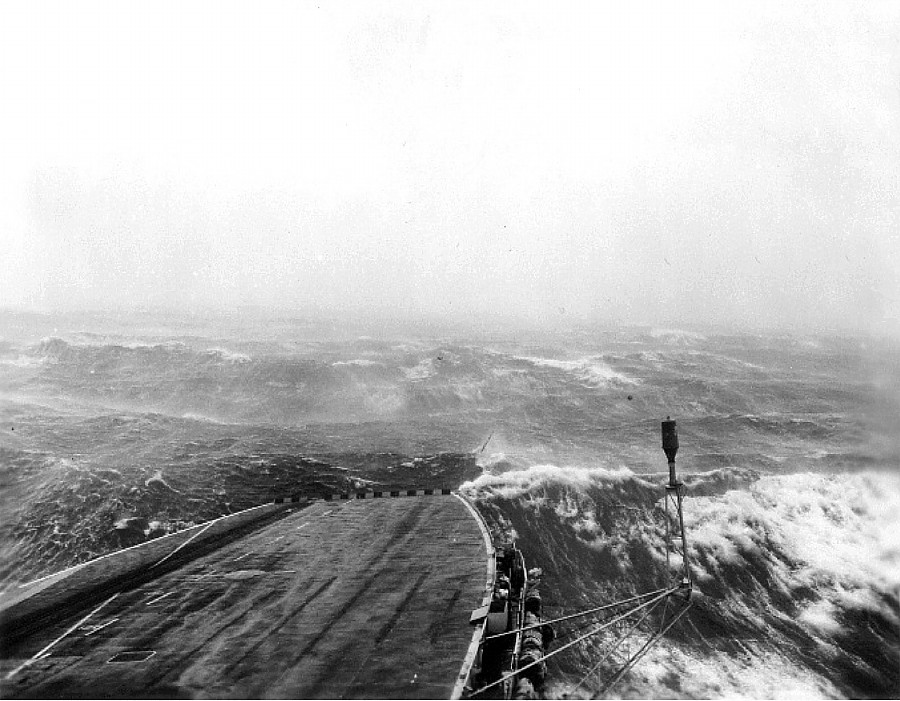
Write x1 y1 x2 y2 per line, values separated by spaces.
2 2 898 335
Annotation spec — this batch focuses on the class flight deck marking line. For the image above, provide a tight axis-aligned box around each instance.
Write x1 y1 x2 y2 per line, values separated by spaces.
16 502 280 589
83 618 119 636
145 592 174 606
151 520 215 568
5 592 120 680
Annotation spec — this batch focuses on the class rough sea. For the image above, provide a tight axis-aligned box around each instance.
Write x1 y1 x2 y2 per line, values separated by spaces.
1 310 897 698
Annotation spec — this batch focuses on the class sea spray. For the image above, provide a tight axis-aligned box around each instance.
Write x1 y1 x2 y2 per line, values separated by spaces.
463 465 900 698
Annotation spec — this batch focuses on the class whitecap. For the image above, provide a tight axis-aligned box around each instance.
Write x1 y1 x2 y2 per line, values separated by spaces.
181 412 226 424
202 347 251 363
403 358 434 381
513 355 638 386
798 599 845 635
144 470 181 493
460 463 644 499
649 328 708 345
0 355 48 367
685 470 900 605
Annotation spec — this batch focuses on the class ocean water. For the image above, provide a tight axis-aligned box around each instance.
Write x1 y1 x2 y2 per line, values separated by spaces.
1 310 897 698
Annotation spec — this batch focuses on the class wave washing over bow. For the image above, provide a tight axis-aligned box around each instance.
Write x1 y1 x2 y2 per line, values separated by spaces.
1 311 898 697
462 465 900 698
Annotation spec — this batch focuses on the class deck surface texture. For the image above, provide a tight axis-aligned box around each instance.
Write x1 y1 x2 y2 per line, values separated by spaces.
1 495 487 699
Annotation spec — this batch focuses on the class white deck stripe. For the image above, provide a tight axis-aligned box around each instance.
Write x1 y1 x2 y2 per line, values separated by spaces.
16 503 281 590
83 617 119 637
5 592 120 680
145 592 173 606
151 520 215 569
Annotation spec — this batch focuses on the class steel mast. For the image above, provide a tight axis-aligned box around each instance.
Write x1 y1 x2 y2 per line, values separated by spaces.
661 417 692 593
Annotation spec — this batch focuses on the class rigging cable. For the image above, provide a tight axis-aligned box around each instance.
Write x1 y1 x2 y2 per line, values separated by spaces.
481 587 670 643
468 588 674 697
565 596 665 698
596 602 694 698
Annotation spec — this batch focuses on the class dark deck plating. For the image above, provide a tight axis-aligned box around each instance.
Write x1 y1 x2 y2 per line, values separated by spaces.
1 495 490 699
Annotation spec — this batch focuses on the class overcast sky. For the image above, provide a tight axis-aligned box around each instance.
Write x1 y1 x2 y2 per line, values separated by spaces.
1 2 898 334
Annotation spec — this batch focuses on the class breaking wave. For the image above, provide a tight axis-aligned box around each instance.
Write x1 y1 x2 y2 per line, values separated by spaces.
513 355 639 387
462 466 900 698
649 328 708 346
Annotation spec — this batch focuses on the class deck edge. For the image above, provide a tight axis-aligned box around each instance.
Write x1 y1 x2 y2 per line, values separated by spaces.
450 492 495 700
0 501 294 639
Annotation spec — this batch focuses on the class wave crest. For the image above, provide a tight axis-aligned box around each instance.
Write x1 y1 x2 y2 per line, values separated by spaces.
513 355 638 386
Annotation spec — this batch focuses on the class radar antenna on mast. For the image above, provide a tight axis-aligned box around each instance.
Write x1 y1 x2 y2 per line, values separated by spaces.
662 417 693 592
